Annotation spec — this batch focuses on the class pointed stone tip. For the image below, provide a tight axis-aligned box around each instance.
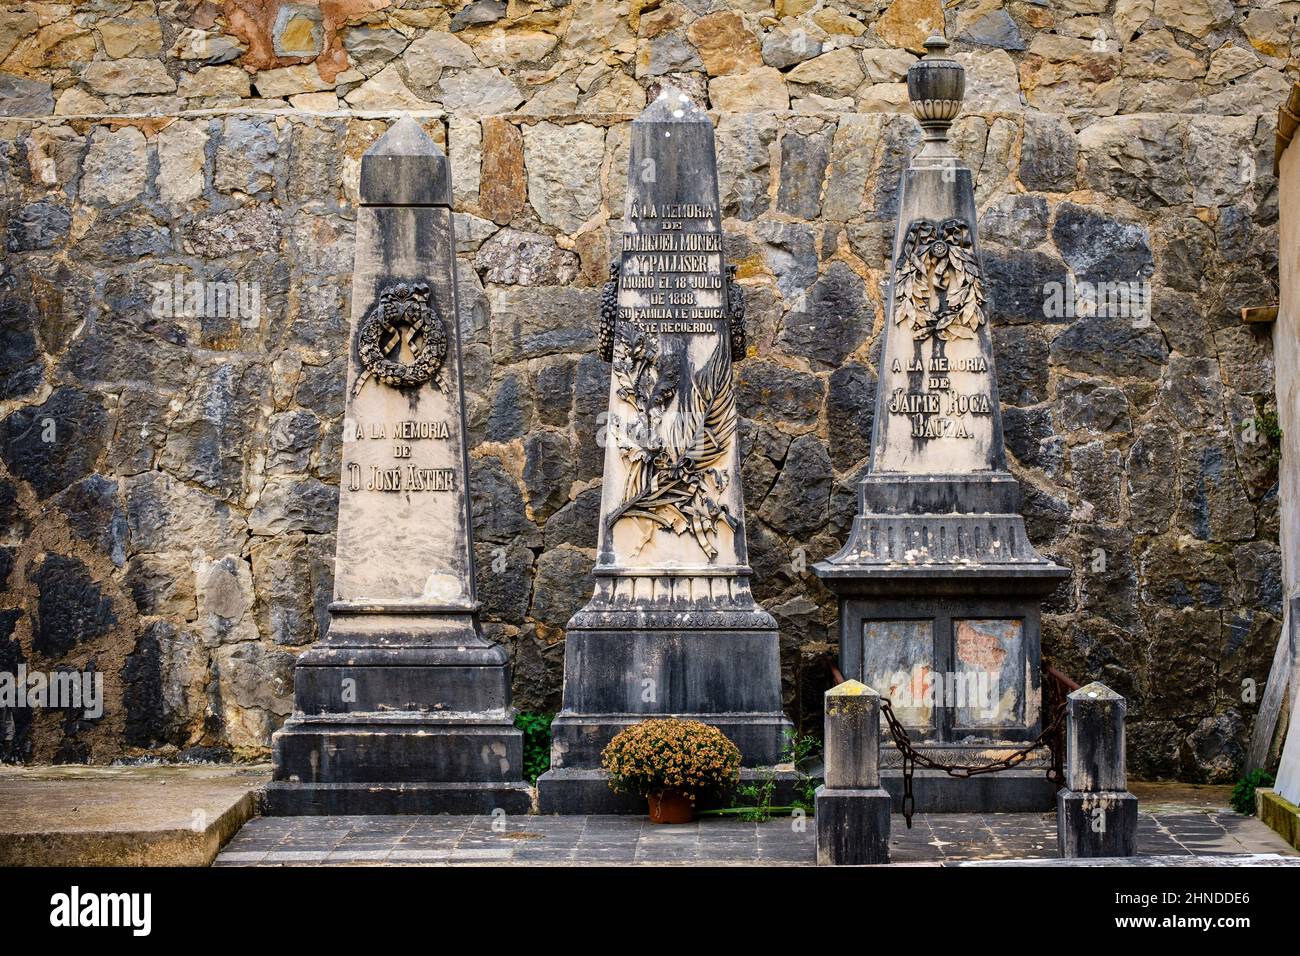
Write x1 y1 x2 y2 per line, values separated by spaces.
1071 681 1123 701
827 679 877 698
365 114 443 158
636 85 709 123
359 114 451 206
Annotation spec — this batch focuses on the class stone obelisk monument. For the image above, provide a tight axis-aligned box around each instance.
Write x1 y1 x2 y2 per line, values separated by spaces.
815 37 1069 812
267 117 529 814
538 91 791 812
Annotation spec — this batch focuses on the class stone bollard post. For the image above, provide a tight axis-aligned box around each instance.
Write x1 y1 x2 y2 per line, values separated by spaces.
816 680 892 865
1057 681 1139 857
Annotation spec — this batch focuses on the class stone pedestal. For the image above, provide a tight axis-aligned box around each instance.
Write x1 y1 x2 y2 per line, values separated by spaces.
816 681 891 865
537 91 790 813
1057 682 1138 857
814 37 1068 814
266 117 529 815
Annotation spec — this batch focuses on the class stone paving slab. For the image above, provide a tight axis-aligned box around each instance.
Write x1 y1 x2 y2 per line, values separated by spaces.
216 805 1300 866
0 763 270 866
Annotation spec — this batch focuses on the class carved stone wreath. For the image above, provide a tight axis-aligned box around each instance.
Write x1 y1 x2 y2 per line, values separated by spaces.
892 217 986 342
353 281 448 396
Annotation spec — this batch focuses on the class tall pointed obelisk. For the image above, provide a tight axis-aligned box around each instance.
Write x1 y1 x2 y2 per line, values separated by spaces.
267 117 529 814
538 90 791 812
815 38 1069 812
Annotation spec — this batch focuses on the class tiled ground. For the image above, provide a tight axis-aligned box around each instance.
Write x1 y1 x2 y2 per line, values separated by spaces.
216 807 1299 866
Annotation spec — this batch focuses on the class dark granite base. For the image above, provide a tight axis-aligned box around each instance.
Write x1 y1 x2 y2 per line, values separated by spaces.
880 768 1058 813
815 785 892 865
269 711 528 815
1057 789 1139 857
263 780 533 815
537 766 802 814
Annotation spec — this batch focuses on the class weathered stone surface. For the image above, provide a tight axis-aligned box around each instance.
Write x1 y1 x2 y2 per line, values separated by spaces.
480 116 527 224
248 478 336 536
178 66 251 99
1052 203 1153 284
160 363 270 501
1155 0 1231 38
716 113 776 220
1079 115 1188 207
1057 377 1132 434
530 545 590 627
80 57 176 97
787 48 864 96
185 204 282 258
686 11 762 76
451 0 507 32
170 28 245 63
776 125 831 218
1050 317 1168 380
215 118 278 196
440 67 525 115
5 200 70 251
81 127 148 205
0 73 54 116
826 364 875 471
31 553 115 659
1020 112 1077 192
346 65 438 109
489 286 596 363
55 474 127 566
959 9 1025 50
776 262 869 369
709 67 789 111
156 121 209 206
403 29 479 88
636 29 705 76
876 0 945 51
762 26 822 69
342 26 409 74
522 121 604 232
738 361 825 426
982 194 1049 247
0 387 107 500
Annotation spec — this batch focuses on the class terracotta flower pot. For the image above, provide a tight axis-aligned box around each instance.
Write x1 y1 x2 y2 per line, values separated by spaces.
647 788 694 824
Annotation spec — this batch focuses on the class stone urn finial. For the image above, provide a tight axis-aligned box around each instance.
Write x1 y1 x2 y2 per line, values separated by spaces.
907 33 964 159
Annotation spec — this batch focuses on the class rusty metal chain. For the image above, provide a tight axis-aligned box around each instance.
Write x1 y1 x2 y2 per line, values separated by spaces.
879 690 1069 829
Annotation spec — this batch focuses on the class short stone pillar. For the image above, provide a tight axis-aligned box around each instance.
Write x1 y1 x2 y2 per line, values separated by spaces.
816 681 891 865
1057 681 1139 857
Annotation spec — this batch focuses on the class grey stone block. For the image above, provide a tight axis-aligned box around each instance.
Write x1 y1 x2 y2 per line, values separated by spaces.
815 785 891 865
1066 681 1127 792
1056 789 1139 858
823 680 880 790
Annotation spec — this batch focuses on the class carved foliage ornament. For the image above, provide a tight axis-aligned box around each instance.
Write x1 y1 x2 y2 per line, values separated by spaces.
354 281 448 396
607 324 738 561
893 217 986 342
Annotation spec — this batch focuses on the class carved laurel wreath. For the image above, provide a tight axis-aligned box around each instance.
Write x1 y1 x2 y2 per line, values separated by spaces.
353 281 448 396
606 323 737 560
893 217 986 342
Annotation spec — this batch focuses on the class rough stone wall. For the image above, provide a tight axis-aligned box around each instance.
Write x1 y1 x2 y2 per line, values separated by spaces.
0 0 1288 780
